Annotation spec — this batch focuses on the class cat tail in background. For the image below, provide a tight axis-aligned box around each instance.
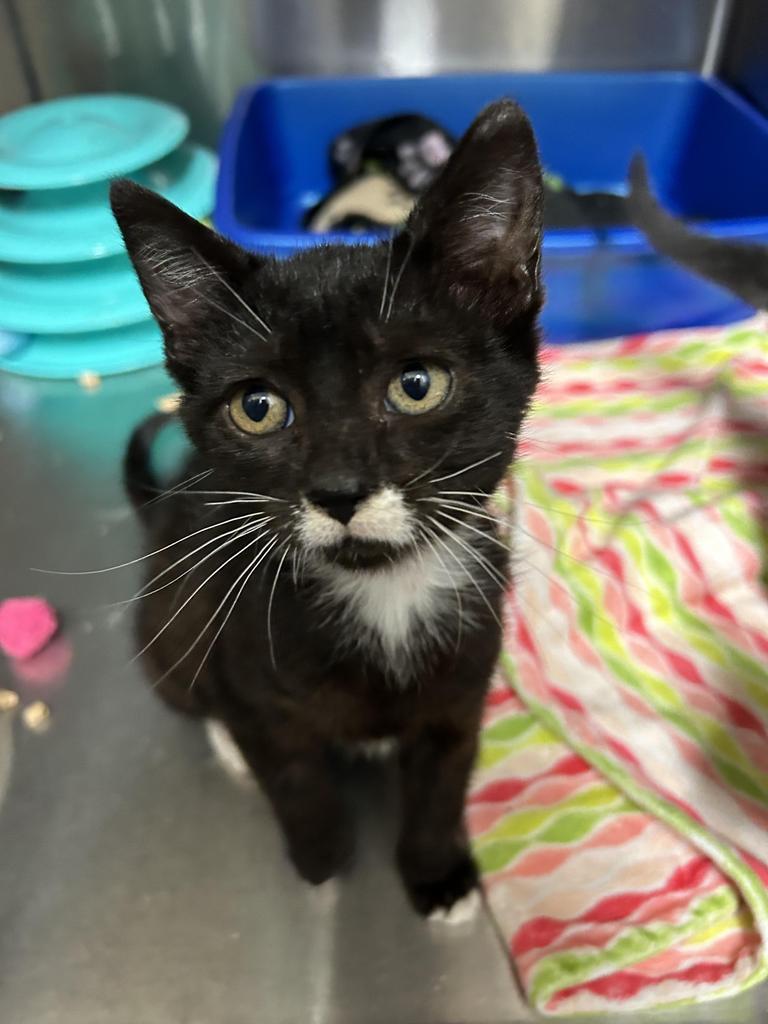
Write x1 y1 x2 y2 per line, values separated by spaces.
627 155 768 310
123 412 172 522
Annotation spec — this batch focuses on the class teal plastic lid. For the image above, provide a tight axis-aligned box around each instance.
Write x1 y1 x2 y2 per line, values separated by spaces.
0 319 163 378
0 253 149 333
0 94 188 190
0 143 216 263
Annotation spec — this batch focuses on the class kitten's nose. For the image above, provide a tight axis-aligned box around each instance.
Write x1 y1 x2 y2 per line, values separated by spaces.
308 488 368 526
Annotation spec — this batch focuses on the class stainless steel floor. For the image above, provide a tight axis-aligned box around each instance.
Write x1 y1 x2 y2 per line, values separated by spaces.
0 368 766 1024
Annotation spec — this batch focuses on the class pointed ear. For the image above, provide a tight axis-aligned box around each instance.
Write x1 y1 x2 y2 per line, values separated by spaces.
407 99 543 324
110 180 263 384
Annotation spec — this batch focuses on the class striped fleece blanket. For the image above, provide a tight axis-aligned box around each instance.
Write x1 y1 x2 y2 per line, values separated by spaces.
472 317 768 1014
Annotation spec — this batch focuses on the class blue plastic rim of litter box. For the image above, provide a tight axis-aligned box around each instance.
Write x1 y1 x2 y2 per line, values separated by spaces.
0 94 189 190
0 320 163 379
0 143 216 263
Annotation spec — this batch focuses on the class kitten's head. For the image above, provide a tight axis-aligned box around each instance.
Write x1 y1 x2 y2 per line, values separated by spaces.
112 100 543 572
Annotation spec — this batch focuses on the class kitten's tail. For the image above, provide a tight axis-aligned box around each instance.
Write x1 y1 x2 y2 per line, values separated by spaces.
123 412 172 522
627 154 768 310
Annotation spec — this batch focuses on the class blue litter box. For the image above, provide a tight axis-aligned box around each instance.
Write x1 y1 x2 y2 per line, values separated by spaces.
215 73 768 342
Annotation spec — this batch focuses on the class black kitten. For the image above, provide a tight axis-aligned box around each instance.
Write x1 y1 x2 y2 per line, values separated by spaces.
112 100 543 916
628 155 768 309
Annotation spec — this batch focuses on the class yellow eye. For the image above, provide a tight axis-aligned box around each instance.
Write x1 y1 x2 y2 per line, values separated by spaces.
229 384 293 435
386 362 451 415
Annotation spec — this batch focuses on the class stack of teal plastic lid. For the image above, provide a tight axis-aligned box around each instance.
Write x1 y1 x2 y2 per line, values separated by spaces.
0 94 216 379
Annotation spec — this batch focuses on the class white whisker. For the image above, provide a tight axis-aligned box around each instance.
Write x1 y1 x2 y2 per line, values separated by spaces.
379 231 395 320
194 248 272 338
516 497 648 526
464 191 515 206
425 520 502 629
429 450 504 486
418 524 463 655
437 489 493 501
141 468 212 508
134 527 273 665
426 514 508 587
427 497 507 532
385 231 416 322
267 541 292 670
34 512 271 576
431 507 510 555
403 449 452 491
195 288 270 343
423 497 501 525
112 516 272 606
295 543 310 583
180 488 285 502
436 499 653 594
514 521 652 595
204 497 280 507
291 547 300 588
183 534 281 692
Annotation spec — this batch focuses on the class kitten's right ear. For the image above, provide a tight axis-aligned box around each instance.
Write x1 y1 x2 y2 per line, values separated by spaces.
407 99 544 326
110 180 261 383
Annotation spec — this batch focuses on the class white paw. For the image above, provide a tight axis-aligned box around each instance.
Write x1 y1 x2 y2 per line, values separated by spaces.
428 889 482 926
205 720 253 784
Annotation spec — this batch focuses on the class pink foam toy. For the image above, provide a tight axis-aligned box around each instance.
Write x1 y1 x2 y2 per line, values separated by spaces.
0 597 59 660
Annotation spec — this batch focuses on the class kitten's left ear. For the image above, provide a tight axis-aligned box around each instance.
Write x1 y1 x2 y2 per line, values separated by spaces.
110 180 264 384
408 99 544 324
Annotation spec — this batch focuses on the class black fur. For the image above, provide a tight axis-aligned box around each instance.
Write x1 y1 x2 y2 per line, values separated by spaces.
628 155 768 309
112 100 543 914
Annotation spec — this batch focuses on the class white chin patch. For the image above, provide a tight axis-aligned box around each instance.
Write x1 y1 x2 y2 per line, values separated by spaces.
298 486 413 551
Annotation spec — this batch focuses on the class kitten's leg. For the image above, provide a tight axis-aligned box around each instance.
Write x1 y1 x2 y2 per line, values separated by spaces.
225 712 354 885
396 715 481 917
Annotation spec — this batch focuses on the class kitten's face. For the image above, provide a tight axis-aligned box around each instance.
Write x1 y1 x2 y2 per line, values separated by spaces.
112 100 544 572
178 254 537 569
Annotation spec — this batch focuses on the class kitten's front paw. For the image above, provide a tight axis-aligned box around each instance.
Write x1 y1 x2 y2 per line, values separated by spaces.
398 846 479 917
428 887 481 926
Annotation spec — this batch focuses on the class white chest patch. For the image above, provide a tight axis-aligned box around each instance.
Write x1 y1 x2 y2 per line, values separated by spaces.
317 543 477 683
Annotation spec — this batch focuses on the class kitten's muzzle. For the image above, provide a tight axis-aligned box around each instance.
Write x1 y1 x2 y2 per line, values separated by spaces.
298 485 416 556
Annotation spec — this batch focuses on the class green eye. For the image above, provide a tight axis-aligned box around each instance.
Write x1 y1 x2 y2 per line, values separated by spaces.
387 362 451 415
229 384 293 435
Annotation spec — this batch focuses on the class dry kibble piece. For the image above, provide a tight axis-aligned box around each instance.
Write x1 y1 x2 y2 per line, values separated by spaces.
155 392 181 414
22 700 51 733
78 370 102 391
0 689 19 712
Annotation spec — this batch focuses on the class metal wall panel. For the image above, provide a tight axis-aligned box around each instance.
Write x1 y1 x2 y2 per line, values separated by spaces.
11 0 259 144
721 0 768 115
7 0 726 141
249 0 721 76
0 0 32 114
